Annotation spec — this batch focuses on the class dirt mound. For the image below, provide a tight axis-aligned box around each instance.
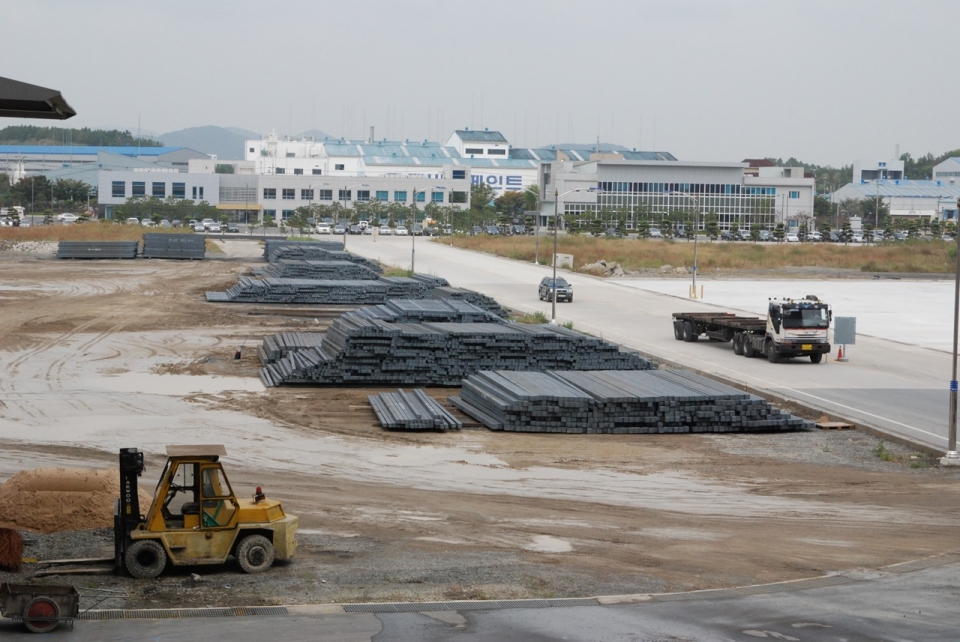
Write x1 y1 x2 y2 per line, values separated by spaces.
0 468 154 534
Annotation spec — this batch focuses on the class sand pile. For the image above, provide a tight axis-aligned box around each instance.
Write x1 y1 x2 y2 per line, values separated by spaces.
0 468 154 534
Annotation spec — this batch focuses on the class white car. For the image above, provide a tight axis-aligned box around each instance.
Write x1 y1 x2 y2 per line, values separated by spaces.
852 233 864 243
315 224 331 235
807 231 822 242
58 213 79 223
785 233 800 243
201 218 215 231
395 226 409 236
125 217 140 225
141 218 154 227
378 225 392 236
208 222 221 233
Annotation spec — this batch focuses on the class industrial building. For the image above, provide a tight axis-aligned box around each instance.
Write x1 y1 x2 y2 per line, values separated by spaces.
832 178 960 221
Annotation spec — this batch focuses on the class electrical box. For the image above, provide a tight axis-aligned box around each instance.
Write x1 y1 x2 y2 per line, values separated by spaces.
834 316 856 345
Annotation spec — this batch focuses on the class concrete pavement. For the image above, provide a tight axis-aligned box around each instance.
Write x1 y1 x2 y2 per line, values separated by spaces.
346 235 954 452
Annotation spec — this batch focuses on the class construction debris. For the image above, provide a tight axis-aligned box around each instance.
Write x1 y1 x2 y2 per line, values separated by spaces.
450 369 812 434
56 241 138 259
141 233 205 260
368 389 462 431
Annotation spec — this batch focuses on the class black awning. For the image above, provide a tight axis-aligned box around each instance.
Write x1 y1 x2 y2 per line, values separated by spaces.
0 76 76 120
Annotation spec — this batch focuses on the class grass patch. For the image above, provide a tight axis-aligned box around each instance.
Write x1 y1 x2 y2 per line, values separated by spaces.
873 440 894 461
447 236 957 273
0 222 199 243
381 266 414 277
512 310 548 324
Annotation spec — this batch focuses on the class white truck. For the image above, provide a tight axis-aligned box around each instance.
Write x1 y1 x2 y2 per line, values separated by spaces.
672 296 832 363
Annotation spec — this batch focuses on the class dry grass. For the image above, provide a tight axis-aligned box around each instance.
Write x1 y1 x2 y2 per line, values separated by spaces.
445 236 957 274
0 222 199 243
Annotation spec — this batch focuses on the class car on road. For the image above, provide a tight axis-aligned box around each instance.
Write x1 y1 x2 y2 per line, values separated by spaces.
785 232 800 243
395 225 409 236
227 222 240 233
57 212 79 223
333 224 346 235
649 227 664 239
349 224 362 235
378 225 392 236
538 277 573 302
315 224 331 234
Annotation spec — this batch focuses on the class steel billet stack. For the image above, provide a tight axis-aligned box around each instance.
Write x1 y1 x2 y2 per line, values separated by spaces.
429 286 509 318
368 389 462 430
141 233 205 259
205 276 431 304
257 332 324 365
57 241 138 259
256 259 380 280
450 370 812 434
263 239 345 262
269 247 383 274
258 320 652 388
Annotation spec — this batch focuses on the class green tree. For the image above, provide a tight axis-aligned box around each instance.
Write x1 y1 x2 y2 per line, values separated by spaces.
214 164 235 174
930 218 942 237
704 212 719 240
819 221 832 238
522 185 539 212
0 125 160 147
495 191 525 219
907 219 919 238
749 223 761 242
840 219 853 243
773 223 785 242
589 217 604 237
863 221 875 242
289 207 311 234
637 218 650 239
470 183 496 216
797 222 808 242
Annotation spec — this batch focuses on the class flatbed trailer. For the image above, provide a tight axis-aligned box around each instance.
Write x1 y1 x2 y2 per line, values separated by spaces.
672 300 831 364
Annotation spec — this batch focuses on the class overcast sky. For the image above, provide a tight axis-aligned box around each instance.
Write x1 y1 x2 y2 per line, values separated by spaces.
6 0 958 166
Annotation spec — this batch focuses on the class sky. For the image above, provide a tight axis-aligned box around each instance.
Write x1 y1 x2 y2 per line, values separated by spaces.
4 0 959 167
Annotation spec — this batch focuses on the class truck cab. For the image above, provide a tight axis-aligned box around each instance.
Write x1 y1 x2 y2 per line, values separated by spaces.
763 296 831 362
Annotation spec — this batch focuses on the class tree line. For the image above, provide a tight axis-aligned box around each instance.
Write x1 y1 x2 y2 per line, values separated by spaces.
0 125 160 147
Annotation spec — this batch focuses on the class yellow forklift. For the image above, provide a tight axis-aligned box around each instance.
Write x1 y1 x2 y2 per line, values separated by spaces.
116 446 298 579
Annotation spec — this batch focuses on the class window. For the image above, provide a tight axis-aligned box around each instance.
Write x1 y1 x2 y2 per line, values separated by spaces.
431 191 444 203
357 190 370 201
286 152 295 158
282 210 294 220
487 149 506 156
198 186 203 200
130 181 145 197
450 191 467 203
294 168 303 175
452 169 466 179
263 188 276 199
112 181 125 198
312 168 322 175
376 190 389 201
394 191 407 202
789 191 800 199
465 148 483 155
335 164 345 170
282 188 295 200
339 190 351 201
172 183 185 199
192 186 197 199
319 189 332 201
263 209 276 217
416 192 426 203
275 168 285 174
301 189 314 200
249 147 255 153
152 182 165 197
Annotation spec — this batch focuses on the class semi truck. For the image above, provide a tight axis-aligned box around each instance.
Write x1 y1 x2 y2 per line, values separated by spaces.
672 296 832 363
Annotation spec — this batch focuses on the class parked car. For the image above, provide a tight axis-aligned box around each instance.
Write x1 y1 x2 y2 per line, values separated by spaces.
141 218 154 227
395 226 409 236
785 232 800 243
828 231 841 242
57 212 79 223
512 224 527 235
719 230 734 241
894 231 909 241
604 227 623 238
227 222 240 233
158 219 172 229
852 232 864 243
443 224 453 235
348 224 362 235
470 225 482 236
538 277 573 303
171 219 183 228
649 227 663 239
363 225 374 235
758 230 773 242
378 225 392 236
315 224 331 234
125 217 139 225
485 225 500 235
333 224 346 235
412 224 424 236
806 230 822 242
737 229 752 241
208 221 222 233
201 218 215 231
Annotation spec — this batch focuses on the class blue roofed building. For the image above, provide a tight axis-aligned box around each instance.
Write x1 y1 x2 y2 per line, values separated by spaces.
833 178 960 221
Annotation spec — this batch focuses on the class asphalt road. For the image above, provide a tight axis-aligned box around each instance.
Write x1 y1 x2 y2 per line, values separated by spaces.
346 235 953 452
5 560 958 640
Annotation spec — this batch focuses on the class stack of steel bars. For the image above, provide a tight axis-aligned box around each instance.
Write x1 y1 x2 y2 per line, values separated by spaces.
429 286 509 318
263 239 344 261
255 259 380 280
368 389 462 431
57 241 138 259
205 276 430 304
142 233 205 259
449 369 812 434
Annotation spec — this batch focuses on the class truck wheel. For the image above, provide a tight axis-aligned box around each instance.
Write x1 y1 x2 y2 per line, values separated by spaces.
743 338 756 358
236 534 275 574
681 321 697 342
673 321 683 341
810 353 823 364
733 333 744 355
23 596 60 633
125 539 167 579
766 340 779 363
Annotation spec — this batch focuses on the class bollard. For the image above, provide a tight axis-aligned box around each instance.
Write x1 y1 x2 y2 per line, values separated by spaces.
234 349 242 360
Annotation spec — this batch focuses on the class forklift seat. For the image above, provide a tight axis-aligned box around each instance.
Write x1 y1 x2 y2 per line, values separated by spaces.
181 502 200 515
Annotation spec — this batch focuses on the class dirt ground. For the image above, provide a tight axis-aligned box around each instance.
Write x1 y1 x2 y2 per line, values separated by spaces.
1 242 960 608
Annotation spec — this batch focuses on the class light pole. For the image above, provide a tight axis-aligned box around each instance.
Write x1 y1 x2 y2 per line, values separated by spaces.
341 182 368 250
411 187 446 273
943 196 960 465
667 191 701 297
551 186 594 323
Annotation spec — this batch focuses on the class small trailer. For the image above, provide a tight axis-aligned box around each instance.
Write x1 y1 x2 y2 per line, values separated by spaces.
0 583 79 633
672 297 832 363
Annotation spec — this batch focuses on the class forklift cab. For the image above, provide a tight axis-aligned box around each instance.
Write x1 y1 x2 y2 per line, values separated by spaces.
149 446 239 532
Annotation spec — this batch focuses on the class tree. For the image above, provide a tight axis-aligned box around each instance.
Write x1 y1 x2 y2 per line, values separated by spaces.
798 222 808 242
840 219 853 243
704 212 719 240
863 221 875 243
589 217 604 237
907 219 920 238
215 164 235 174
470 184 496 216
930 218 942 237
749 223 761 242
636 218 650 239
495 191 525 219
819 221 832 238
773 223 785 242
522 185 539 212
0 125 160 147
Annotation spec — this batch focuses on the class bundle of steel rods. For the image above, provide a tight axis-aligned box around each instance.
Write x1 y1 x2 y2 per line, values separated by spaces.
429 286 509 318
368 389 462 431
142 233 205 259
449 369 812 434
255 259 380 280
263 239 345 261
206 276 431 304
57 241 139 259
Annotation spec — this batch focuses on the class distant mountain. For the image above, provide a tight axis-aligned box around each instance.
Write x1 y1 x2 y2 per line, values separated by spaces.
224 126 260 139
158 126 252 160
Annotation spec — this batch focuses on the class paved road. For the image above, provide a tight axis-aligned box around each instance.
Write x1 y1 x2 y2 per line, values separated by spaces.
6 560 958 640
346 236 954 452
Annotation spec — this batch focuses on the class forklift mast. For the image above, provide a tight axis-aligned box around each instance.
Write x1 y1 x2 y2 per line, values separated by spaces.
114 447 145 571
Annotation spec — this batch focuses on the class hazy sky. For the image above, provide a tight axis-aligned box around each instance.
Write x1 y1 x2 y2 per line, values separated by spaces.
6 0 958 166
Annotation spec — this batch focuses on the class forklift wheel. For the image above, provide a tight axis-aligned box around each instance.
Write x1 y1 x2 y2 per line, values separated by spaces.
236 534 275 574
125 539 168 579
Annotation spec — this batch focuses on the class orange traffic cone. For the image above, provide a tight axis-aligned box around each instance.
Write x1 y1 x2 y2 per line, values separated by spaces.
836 345 848 362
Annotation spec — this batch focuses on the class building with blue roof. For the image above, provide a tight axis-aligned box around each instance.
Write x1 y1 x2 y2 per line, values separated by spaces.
0 144 212 182
833 178 960 220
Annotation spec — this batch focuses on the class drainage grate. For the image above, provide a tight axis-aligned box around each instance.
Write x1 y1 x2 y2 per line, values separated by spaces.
80 606 288 620
342 598 598 614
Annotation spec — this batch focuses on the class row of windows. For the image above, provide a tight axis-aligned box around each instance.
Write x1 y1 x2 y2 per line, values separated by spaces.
274 168 322 175
262 188 447 203
464 148 505 156
562 204 777 231
597 182 778 196
113 181 199 200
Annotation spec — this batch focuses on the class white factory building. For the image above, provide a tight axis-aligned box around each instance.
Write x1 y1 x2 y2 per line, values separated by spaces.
540 157 815 232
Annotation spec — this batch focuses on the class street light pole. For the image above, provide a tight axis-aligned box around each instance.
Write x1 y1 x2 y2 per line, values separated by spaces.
550 186 594 323
412 186 417 273
943 196 960 465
